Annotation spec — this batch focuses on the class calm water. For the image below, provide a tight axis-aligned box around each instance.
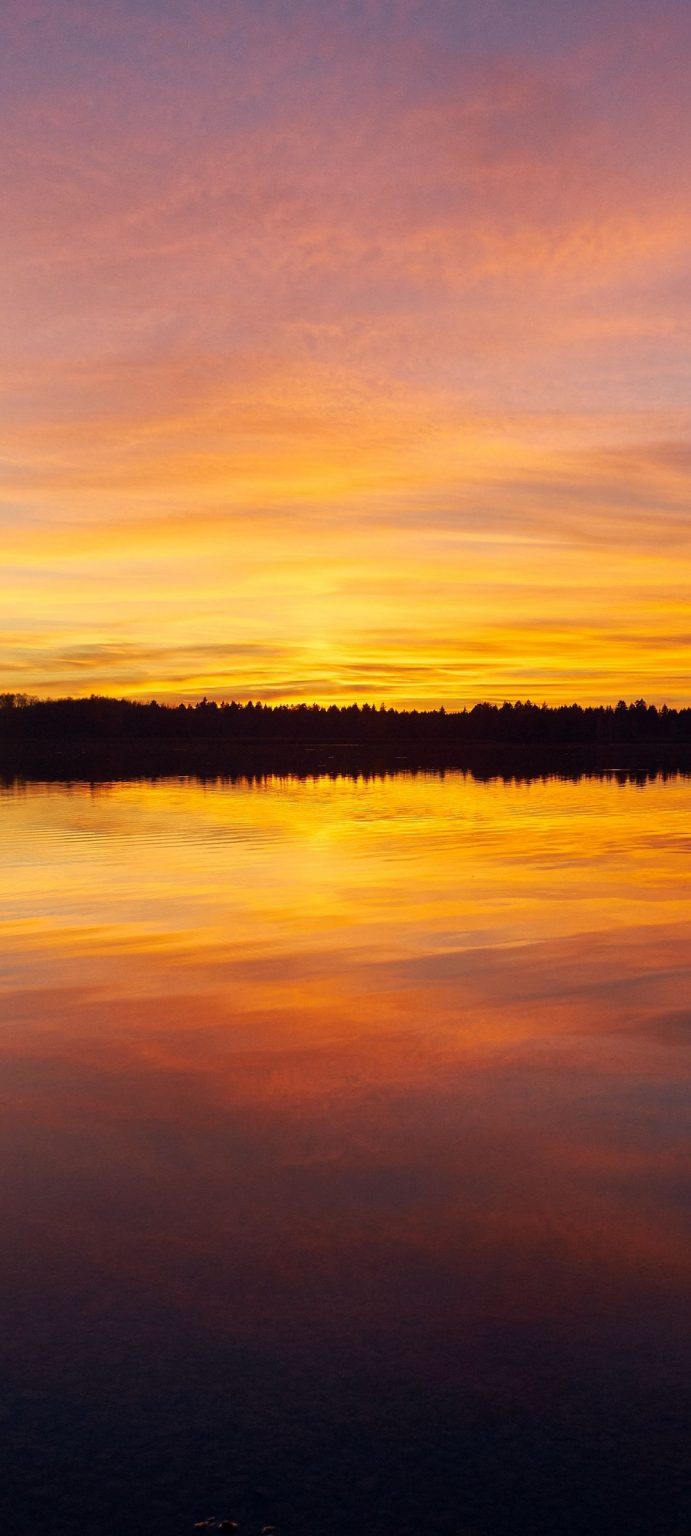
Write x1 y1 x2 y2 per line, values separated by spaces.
1 771 690 1536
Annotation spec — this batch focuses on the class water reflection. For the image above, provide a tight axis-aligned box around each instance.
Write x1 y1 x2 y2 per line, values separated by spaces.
0 773 690 1536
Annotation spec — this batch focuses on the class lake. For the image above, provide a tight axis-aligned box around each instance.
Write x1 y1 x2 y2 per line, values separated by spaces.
1 770 690 1536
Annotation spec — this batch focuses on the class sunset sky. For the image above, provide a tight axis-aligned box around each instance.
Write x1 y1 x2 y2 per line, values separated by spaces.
2 0 690 705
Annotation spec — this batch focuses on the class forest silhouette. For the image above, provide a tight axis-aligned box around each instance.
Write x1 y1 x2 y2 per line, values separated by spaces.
2 692 691 746
3 693 691 785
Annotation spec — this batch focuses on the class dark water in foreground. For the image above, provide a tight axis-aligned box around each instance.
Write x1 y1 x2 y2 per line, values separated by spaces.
1 772 690 1536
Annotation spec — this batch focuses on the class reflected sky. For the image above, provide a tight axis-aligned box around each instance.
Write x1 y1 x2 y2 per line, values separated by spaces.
1 773 690 1536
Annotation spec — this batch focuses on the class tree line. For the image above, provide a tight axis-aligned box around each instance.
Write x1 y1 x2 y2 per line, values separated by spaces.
2 692 691 745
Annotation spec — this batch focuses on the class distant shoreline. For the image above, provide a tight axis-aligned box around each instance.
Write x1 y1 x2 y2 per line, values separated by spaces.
4 695 691 782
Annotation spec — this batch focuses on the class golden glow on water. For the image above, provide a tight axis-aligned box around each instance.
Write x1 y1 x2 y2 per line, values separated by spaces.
1 771 690 1529
3 769 691 1095
4 769 691 944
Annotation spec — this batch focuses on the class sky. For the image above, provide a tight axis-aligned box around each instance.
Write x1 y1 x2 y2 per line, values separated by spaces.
1 0 690 706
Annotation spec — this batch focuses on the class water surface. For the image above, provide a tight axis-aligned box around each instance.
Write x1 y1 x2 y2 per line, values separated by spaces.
1 772 690 1535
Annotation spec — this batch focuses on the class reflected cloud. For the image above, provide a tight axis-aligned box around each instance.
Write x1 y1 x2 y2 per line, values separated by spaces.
2 772 691 1532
